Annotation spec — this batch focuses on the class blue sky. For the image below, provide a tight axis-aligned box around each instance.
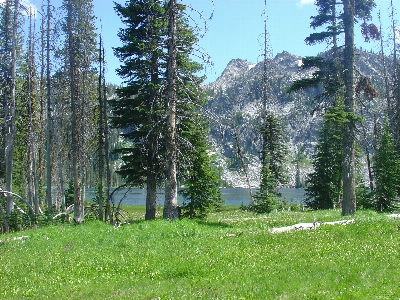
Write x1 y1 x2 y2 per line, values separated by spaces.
13 0 400 84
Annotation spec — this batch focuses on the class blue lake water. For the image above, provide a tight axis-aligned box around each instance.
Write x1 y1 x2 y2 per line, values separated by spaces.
86 188 306 206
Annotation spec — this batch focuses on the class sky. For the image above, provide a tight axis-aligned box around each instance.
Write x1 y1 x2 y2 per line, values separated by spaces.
6 0 400 84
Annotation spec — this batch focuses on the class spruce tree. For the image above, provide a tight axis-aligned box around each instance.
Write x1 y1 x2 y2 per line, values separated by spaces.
113 0 219 220
252 0 288 214
305 102 346 209
112 0 167 220
252 113 288 213
290 0 377 215
373 121 399 212
178 113 223 218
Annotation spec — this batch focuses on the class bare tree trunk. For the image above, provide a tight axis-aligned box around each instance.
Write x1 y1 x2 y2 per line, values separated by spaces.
103 63 111 223
234 131 253 201
54 115 65 210
390 0 400 146
38 1 47 208
342 0 356 215
98 36 104 221
45 0 53 213
146 133 157 220
5 0 20 224
163 0 178 220
26 7 39 218
67 0 84 224
378 11 391 119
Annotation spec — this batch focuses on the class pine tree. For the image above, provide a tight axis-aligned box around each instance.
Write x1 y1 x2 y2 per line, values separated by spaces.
179 115 223 218
290 0 377 215
252 113 288 213
252 0 288 214
113 0 217 220
112 0 167 220
373 121 399 212
305 102 346 209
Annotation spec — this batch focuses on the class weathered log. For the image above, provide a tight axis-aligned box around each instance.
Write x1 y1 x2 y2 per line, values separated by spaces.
271 219 355 233
0 235 29 243
0 188 36 216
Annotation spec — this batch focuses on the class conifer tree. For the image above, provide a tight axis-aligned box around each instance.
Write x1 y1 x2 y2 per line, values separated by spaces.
252 113 288 213
252 0 288 213
179 111 223 218
373 121 399 212
305 102 346 209
112 0 167 220
113 0 218 220
290 0 378 215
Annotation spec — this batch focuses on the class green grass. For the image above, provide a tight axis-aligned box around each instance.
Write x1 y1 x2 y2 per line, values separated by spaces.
1 209 399 299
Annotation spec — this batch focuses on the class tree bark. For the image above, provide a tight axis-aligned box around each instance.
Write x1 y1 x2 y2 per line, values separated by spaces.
67 0 84 224
146 133 157 220
98 36 104 221
163 0 179 220
342 0 356 215
4 0 19 224
46 0 53 213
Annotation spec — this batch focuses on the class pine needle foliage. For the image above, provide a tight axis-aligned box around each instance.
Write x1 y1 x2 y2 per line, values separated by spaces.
305 102 347 209
252 113 288 213
373 120 400 212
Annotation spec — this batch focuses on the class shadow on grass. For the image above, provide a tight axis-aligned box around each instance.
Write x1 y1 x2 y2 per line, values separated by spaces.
195 219 233 228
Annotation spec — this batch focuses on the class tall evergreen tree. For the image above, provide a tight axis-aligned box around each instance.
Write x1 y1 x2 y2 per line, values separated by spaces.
252 0 288 213
113 0 218 220
113 0 167 220
305 102 346 209
290 0 377 215
253 113 288 213
373 121 399 212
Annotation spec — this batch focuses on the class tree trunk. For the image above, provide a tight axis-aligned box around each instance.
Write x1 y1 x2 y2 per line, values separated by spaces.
342 0 356 215
390 0 400 146
5 0 19 223
26 7 39 217
146 132 157 220
46 0 53 213
163 0 179 220
103 67 111 223
67 0 84 224
98 36 104 221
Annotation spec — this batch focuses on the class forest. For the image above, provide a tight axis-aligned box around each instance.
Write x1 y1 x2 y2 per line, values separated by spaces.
0 0 400 234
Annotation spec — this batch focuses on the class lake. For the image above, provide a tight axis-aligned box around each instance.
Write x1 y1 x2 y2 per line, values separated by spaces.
86 188 306 206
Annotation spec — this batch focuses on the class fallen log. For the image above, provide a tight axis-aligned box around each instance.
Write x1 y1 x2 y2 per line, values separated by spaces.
271 219 355 233
271 222 320 233
0 235 29 243
387 214 400 219
323 219 355 226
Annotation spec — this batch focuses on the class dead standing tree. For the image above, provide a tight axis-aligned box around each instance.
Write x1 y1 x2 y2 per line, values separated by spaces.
164 0 179 220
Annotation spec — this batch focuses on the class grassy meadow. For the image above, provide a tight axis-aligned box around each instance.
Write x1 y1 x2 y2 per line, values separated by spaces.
0 207 399 299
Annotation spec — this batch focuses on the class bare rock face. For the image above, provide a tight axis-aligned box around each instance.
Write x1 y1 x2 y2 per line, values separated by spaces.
204 50 386 188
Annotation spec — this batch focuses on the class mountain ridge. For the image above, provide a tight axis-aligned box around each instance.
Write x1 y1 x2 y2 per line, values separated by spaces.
204 49 386 188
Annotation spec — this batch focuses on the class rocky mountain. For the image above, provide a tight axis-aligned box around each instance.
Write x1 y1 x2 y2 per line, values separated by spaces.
204 50 387 188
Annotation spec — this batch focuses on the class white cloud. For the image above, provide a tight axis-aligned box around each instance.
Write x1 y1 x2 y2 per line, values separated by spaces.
297 0 315 7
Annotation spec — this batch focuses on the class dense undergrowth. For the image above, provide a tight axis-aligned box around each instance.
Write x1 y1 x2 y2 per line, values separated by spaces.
0 207 399 299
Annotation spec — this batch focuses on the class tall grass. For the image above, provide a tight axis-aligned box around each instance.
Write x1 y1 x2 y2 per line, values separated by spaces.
0 209 399 299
